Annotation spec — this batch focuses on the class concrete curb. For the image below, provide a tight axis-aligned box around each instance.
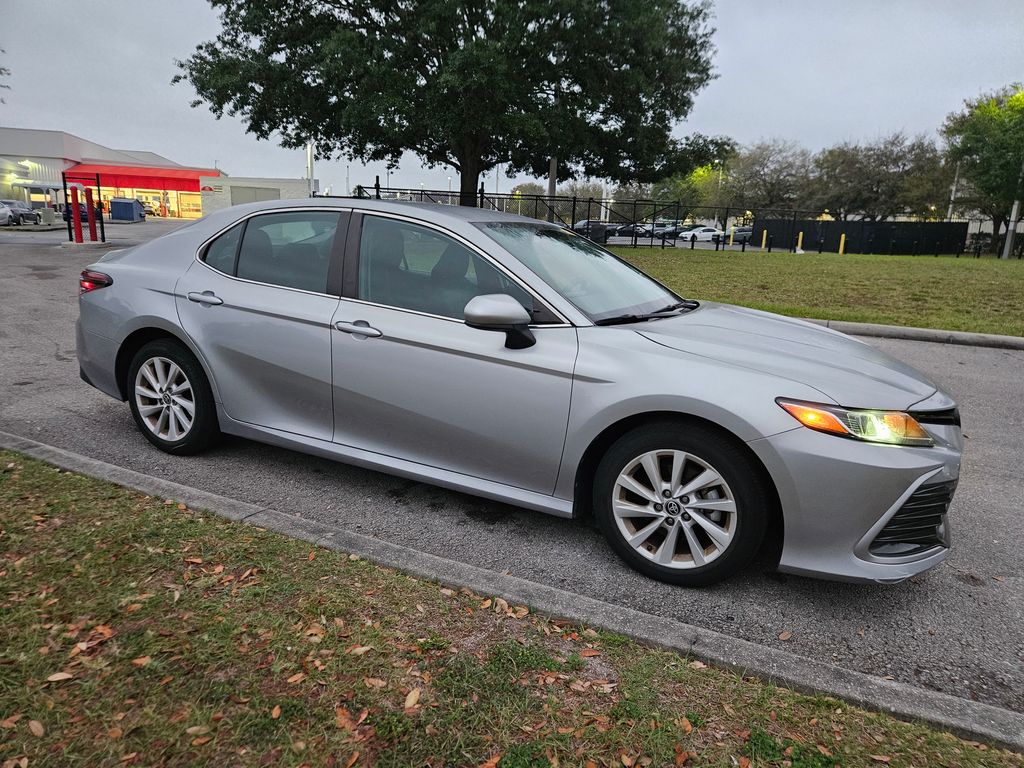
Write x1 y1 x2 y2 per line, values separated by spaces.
803 317 1024 351
1 430 1022 752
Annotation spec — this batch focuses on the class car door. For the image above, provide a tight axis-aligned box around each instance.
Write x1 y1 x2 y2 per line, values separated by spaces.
329 212 578 494
176 208 347 441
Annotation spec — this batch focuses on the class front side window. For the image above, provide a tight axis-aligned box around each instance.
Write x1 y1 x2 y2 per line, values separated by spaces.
477 223 677 323
204 211 339 293
358 215 542 320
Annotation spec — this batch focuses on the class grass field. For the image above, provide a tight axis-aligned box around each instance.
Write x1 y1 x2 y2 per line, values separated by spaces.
610 248 1024 337
2 452 1021 767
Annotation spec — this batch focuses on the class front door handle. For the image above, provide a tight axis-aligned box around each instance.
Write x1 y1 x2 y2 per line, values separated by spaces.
187 291 223 306
334 320 382 338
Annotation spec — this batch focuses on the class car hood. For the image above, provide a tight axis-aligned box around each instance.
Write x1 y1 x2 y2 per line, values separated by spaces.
635 303 939 411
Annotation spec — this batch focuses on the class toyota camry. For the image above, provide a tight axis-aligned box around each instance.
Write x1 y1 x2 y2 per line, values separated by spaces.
76 198 962 586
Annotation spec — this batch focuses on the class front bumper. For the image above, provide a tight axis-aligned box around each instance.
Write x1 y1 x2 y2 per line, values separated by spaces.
748 421 962 583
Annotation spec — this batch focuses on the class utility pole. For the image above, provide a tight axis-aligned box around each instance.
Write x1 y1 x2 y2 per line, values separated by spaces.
1001 155 1024 260
345 165 350 195
305 142 315 196
945 161 960 221
547 156 557 223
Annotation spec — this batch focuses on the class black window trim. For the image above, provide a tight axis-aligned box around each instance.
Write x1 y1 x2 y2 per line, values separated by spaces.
342 211 569 327
195 207 351 299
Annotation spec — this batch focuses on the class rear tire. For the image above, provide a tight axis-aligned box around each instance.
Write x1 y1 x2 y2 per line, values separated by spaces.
594 422 769 587
127 339 219 455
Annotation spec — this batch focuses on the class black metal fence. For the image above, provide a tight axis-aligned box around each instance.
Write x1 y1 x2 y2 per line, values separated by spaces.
349 181 1023 257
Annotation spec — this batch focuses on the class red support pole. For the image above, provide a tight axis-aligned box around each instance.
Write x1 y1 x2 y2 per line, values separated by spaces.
70 187 84 244
84 188 98 242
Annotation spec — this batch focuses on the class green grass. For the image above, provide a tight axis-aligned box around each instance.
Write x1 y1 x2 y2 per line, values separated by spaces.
1 451 1021 767
610 247 1024 337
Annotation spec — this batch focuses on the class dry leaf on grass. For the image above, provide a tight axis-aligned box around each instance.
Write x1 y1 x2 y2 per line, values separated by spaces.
47 671 73 682
271 705 282 720
870 757 892 764
28 720 44 737
479 755 502 768
580 649 601 658
131 656 151 667
404 687 422 710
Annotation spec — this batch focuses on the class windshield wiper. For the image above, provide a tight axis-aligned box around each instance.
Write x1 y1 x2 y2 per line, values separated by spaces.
652 299 700 313
594 299 700 326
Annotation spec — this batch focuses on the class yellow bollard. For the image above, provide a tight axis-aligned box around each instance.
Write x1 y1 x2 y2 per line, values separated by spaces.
796 231 803 250
729 228 735 246
760 229 768 249
839 233 846 255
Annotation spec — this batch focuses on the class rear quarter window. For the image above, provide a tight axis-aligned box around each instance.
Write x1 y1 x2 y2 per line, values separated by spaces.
202 223 243 274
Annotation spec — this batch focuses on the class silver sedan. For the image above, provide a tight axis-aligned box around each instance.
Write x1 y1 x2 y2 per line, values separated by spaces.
76 199 962 586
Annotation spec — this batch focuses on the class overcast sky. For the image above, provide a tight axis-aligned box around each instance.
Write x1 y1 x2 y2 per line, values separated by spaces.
3 0 1022 194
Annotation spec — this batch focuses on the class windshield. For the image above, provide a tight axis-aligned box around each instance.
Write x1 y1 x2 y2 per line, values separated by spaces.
477 223 678 323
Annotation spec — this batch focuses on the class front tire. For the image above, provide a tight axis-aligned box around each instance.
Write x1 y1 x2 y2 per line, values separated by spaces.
594 422 769 586
127 339 219 455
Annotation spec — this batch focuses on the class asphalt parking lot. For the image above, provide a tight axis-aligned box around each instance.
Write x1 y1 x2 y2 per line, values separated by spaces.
1 228 1022 716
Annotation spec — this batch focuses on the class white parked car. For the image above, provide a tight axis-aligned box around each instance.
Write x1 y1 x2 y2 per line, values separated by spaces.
683 226 725 242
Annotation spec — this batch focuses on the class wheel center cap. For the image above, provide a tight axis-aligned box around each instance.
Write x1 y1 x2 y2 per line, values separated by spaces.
665 500 681 515
161 392 172 405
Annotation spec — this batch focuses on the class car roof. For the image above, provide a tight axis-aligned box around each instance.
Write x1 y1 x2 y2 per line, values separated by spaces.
208 196 558 228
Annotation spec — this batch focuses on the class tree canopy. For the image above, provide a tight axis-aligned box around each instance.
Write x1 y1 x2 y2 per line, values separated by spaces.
648 134 951 223
943 85 1024 247
176 0 731 205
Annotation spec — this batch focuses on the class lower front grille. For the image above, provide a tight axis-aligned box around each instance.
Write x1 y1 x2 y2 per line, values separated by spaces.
870 480 956 557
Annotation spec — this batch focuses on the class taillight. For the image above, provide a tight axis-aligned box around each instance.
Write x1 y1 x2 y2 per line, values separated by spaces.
79 270 113 294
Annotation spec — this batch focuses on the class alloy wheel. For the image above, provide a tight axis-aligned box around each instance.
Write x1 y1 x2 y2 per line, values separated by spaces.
612 449 737 569
134 356 195 441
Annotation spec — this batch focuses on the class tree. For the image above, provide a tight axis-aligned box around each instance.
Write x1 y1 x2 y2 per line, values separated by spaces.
943 85 1024 254
510 182 546 197
720 139 814 211
807 134 951 221
177 0 729 206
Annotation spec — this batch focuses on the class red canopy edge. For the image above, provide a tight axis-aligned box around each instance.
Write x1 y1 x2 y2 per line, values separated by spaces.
67 164 222 193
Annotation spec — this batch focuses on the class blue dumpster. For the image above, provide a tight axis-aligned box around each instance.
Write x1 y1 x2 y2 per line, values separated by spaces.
109 197 145 222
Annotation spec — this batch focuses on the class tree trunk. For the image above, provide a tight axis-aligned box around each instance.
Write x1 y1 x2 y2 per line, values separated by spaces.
459 157 481 207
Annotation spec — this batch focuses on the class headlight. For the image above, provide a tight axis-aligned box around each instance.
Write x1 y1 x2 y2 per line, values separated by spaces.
776 399 934 447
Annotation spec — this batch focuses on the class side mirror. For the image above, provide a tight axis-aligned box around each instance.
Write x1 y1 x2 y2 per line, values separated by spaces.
464 294 536 349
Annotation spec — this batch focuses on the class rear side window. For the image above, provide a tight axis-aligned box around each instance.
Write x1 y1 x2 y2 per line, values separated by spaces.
203 223 243 274
203 211 340 293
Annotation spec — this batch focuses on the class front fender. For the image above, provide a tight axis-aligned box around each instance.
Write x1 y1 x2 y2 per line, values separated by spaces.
553 326 823 501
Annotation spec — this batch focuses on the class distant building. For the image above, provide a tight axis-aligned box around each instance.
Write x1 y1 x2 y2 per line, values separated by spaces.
0 126 222 218
199 176 314 215
1 127 314 219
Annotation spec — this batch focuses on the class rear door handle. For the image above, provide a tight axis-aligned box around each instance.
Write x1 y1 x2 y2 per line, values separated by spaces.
187 291 223 306
334 320 382 338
